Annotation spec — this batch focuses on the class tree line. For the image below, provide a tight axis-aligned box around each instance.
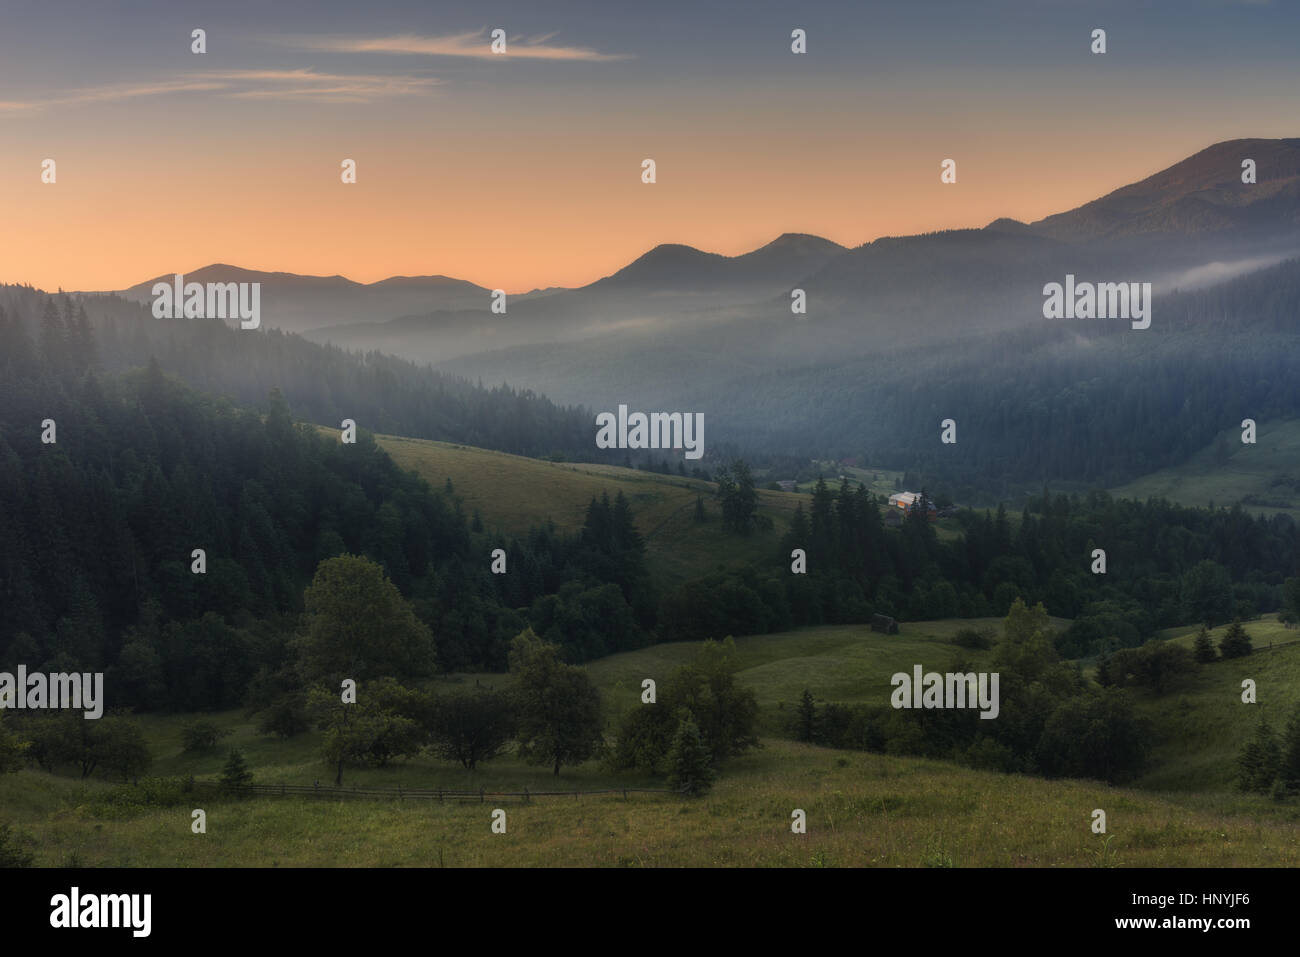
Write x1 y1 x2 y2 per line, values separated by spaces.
0 285 603 462
654 476 1297 661
0 304 661 715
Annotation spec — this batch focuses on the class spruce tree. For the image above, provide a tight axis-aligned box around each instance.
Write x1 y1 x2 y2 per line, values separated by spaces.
38 299 65 372
220 749 254 793
1279 706 1300 794
73 304 97 372
796 689 817 743
1236 719 1280 793
666 711 715 797
1192 626 1217 664
1218 619 1252 659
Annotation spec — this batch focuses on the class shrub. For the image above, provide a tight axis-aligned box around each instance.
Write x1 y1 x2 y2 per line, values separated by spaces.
257 694 311 739
181 720 229 753
952 626 994 650
0 822 35 867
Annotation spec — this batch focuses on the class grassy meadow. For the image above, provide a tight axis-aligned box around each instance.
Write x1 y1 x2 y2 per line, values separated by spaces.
317 429 967 586
1128 615 1300 791
1111 417 1300 521
6 615 1300 867
370 432 803 588
6 736 1300 868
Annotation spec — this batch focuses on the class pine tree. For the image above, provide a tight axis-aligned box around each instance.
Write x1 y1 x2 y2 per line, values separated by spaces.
796 689 816 742
693 495 706 523
38 299 65 372
994 503 1012 556
1236 719 1280 793
1279 705 1300 794
666 711 714 797
220 749 254 793
73 305 97 372
611 491 645 557
1218 619 1252 659
1192 626 1217 664
810 476 834 562
0 305 35 373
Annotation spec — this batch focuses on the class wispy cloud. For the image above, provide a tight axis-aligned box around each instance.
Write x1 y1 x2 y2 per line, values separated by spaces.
280 29 631 62
199 68 439 102
0 79 228 114
0 69 438 114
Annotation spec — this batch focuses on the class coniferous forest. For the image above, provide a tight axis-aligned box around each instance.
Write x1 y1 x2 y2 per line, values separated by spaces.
3 292 1294 721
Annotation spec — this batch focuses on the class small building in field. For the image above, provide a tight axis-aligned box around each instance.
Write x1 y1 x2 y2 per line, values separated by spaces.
871 613 899 635
888 491 937 520
777 480 797 492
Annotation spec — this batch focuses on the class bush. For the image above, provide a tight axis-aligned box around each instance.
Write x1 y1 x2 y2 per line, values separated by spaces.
181 720 229 753
609 639 759 772
609 704 676 775
257 694 311 739
952 626 994 650
0 822 35 867
89 776 196 818
1035 689 1150 783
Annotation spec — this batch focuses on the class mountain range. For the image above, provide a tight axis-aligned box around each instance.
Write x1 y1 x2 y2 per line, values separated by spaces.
92 138 1300 354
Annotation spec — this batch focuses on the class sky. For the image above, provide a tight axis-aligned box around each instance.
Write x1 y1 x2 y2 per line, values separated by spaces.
1 0 1297 292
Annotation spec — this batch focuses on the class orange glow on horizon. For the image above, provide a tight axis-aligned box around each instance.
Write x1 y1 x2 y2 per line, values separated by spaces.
0 127 1260 293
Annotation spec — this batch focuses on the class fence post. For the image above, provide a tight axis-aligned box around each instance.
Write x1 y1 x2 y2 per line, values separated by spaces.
480 787 485 804
437 788 443 803
623 788 627 800
524 786 529 804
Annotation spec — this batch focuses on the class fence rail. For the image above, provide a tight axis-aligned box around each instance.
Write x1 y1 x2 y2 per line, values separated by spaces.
191 781 681 802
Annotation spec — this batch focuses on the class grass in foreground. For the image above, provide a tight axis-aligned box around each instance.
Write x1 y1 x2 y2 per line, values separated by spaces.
5 738 1298 867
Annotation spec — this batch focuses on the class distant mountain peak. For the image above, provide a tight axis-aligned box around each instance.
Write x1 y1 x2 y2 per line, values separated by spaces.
1031 136 1300 241
984 217 1032 234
